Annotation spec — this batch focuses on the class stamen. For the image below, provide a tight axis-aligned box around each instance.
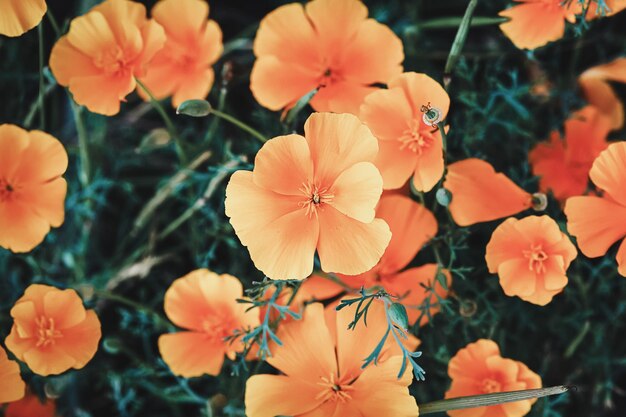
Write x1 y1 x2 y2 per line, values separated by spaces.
523 244 549 274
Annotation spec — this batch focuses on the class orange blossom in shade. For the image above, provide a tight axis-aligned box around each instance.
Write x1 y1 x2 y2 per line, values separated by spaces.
444 158 533 227
225 112 391 280
138 0 223 108
565 142 626 277
0 0 46 37
245 302 419 417
250 0 404 114
529 106 610 202
446 339 542 417
498 0 582 50
5 392 56 417
49 0 166 116
579 58 626 130
486 215 577 306
5 284 102 377
158 269 259 377
0 345 25 403
0 125 68 253
360 72 450 192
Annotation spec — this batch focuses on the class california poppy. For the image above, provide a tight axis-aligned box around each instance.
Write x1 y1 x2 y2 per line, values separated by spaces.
0 345 25 403
444 158 533 226
360 72 450 192
138 0 223 108
225 112 391 280
159 269 259 377
245 302 419 417
5 284 102 377
579 58 626 130
446 339 542 417
49 0 166 116
486 215 577 305
0 125 68 253
565 142 626 277
5 392 56 417
585 0 626 19
0 0 47 37
529 106 610 202
250 0 404 114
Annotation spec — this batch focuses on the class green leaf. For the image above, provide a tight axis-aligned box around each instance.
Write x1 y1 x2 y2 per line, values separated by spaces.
176 99 213 117
283 87 318 125
388 302 409 330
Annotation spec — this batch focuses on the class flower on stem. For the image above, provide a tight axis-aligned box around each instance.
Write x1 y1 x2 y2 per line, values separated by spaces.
225 112 391 280
0 345 25 403
158 269 259 377
251 0 404 114
486 215 577 305
138 0 223 108
579 57 626 130
5 284 102 376
0 0 46 37
49 0 166 116
0 125 68 253
360 72 450 192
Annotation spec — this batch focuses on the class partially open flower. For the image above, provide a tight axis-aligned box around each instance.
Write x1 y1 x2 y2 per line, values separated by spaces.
579 58 626 130
486 215 577 305
0 345 25 403
0 0 47 37
5 284 102 376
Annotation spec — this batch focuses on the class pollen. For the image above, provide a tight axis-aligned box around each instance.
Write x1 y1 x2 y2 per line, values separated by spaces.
299 182 334 217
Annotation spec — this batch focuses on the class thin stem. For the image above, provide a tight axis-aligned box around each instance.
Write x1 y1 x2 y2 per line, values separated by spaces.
71 103 91 187
93 289 172 330
37 24 46 130
135 78 188 164
46 10 62 37
444 0 479 85
209 108 267 143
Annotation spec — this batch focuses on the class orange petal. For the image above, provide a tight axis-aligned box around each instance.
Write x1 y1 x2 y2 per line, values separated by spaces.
445 158 532 226
0 0 47 37
5 129 68 184
5 393 56 417
330 162 383 223
579 77 624 130
317 207 391 276
360 87 414 142
42 288 87 330
589 142 626 206
171 68 215 108
151 0 209 43
499 2 569 50
388 72 451 120
16 178 67 228
245 375 324 417
305 112 378 186
305 0 368 56
57 310 102 370
0 346 25 403
448 339 500 380
297 273 346 302
69 73 136 116
374 140 418 190
0 199 53 253
63 11 118 59
158 332 225 377
411 132 445 192
49 37 102 87
309 80 378 114
497 258 538 298
252 134 313 196
563 106 610 167
485 217 531 273
0 124 30 177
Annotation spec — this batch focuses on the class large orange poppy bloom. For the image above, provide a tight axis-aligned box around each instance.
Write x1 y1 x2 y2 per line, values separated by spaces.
0 0 46 37
565 142 626 277
486 215 577 305
444 158 532 226
250 0 404 114
529 106 610 202
245 302 419 417
446 339 542 417
360 72 450 192
138 0 223 108
0 345 25 403
579 58 626 130
158 269 259 377
5 284 102 377
49 0 166 116
5 392 56 417
225 112 391 280
0 125 68 253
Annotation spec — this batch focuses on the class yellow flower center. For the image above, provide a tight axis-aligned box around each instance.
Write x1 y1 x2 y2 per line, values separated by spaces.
399 119 434 154
316 373 354 403
481 378 502 394
94 47 132 76
523 243 549 274
36 316 63 348
299 182 334 218
0 178 15 202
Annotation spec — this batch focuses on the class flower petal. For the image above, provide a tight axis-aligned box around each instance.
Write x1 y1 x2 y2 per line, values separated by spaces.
245 375 325 417
330 162 383 223
589 142 626 206
0 346 25 403
42 289 87 330
373 140 418 190
360 87 414 142
57 310 102 369
389 72 450 120
310 80 378 114
498 2 568 50
0 0 46 37
159 332 225 377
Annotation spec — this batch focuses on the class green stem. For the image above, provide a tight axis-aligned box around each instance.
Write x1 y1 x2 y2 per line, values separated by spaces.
93 289 171 330
135 78 188 163
71 103 91 187
415 16 507 30
46 10 62 37
204 86 228 145
37 24 46 130
209 108 267 144
444 0 479 85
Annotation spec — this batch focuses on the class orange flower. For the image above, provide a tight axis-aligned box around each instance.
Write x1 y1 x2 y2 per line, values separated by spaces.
529 106 610 202
444 158 532 226
585 0 626 19
250 0 404 114
446 339 542 417
5 284 102 377
49 0 166 116
486 215 577 305
225 112 391 280
360 72 450 192
579 58 626 130
565 142 626 277
0 0 46 37
138 0 223 108
0 345 25 403
499 0 580 50
245 302 419 417
0 125 68 253
5 392 56 417
158 269 259 377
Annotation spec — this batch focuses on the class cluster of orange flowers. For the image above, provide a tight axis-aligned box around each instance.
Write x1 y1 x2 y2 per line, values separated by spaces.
1 0 626 416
